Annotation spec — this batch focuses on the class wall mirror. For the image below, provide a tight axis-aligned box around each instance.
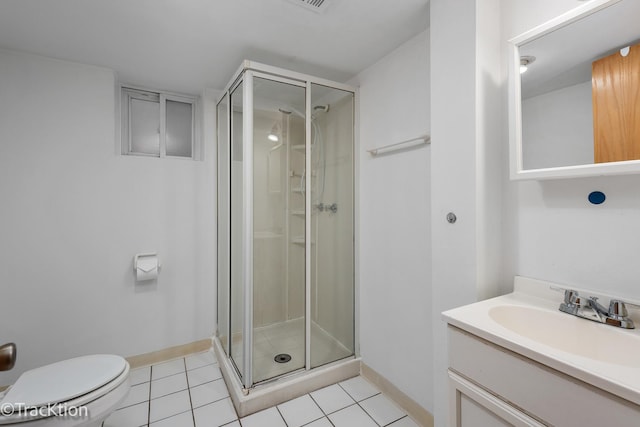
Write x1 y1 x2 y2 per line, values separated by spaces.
509 0 640 180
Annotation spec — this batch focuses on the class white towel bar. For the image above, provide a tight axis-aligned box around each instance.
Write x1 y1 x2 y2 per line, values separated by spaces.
367 135 430 156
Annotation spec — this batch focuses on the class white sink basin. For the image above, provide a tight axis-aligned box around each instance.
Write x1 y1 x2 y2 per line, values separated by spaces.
489 305 640 368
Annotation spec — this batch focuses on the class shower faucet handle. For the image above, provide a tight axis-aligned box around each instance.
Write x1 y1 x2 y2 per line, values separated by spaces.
314 203 338 213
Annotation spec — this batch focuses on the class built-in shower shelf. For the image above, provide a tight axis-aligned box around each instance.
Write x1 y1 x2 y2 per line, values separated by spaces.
292 144 305 151
290 210 305 217
254 231 283 239
291 236 314 245
291 186 305 194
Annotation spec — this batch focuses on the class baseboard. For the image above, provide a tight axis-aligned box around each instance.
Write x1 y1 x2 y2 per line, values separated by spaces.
361 362 434 427
126 339 211 369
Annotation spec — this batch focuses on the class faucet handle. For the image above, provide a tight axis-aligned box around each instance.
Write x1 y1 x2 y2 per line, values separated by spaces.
550 286 580 305
608 299 634 319
0 343 16 371
564 290 581 306
556 289 582 315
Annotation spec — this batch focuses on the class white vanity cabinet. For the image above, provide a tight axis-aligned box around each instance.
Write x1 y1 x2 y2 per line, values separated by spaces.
447 326 640 427
449 369 543 427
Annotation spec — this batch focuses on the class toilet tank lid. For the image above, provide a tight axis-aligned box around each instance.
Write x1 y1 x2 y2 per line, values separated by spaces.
0 354 127 408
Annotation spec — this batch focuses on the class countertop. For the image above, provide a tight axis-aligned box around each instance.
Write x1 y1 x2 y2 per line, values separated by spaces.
442 276 640 406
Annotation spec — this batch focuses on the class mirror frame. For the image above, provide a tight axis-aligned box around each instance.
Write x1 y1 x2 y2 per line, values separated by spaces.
508 0 640 180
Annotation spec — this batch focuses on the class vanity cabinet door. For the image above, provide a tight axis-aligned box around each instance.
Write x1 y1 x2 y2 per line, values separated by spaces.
593 42 640 163
449 371 545 427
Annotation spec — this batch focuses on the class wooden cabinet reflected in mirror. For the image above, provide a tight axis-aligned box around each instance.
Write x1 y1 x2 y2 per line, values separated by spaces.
593 43 640 163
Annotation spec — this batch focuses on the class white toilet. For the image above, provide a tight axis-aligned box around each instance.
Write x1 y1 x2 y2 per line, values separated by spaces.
0 355 130 426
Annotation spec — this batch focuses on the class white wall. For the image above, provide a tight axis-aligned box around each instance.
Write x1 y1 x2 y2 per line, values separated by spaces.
502 0 640 303
353 30 433 411
522 81 593 169
430 0 503 424
0 50 217 384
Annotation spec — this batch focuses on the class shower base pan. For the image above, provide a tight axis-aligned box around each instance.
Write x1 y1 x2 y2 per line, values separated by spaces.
212 337 360 417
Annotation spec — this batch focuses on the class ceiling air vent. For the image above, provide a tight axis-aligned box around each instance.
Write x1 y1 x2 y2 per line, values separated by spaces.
285 0 333 14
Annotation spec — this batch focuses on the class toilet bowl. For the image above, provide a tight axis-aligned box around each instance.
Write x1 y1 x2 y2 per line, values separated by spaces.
0 355 130 426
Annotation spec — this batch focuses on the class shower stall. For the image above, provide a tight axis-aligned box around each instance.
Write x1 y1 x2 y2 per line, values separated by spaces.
215 62 356 405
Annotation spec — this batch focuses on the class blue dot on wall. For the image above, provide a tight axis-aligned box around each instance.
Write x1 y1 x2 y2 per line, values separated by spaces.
588 191 606 205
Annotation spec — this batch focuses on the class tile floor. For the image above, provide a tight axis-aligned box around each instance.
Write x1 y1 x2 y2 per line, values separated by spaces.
104 350 419 427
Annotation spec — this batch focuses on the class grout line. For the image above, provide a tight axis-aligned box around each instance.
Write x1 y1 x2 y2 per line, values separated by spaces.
147 366 153 426
182 358 197 427
191 393 230 410
307 392 329 417
387 415 411 427
355 400 382 427
275 404 290 427
148 409 193 426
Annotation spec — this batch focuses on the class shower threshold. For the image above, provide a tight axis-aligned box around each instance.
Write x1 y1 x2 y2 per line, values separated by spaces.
212 337 360 417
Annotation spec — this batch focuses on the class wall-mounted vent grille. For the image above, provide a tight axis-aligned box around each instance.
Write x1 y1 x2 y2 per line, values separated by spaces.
285 0 333 14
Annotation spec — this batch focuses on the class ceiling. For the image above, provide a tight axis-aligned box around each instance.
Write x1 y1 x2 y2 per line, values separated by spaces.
0 0 430 95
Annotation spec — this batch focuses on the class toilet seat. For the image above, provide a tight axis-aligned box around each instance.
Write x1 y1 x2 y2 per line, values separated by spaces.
0 355 129 425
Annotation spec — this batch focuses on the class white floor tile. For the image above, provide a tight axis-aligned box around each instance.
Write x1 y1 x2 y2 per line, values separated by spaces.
193 398 238 427
310 384 355 414
151 372 188 399
190 378 229 408
277 394 324 427
240 407 287 427
103 401 149 427
118 382 150 409
304 418 333 427
149 390 191 423
129 366 151 386
360 393 406 426
328 404 378 427
339 376 380 402
187 364 222 387
152 359 186 380
389 416 421 427
137 352 412 427
186 351 217 371
150 410 194 427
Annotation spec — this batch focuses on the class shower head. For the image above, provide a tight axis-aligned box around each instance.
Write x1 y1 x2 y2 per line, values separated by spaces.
283 106 305 119
281 104 329 120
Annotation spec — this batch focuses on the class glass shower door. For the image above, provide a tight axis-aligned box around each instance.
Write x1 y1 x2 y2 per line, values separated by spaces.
217 63 357 390
217 94 229 355
309 84 355 368
252 76 306 383
230 82 245 379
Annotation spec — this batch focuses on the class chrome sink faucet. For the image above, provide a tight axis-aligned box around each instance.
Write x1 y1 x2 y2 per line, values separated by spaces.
557 289 636 329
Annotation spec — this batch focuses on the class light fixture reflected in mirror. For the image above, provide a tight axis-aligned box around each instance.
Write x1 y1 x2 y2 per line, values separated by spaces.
520 56 536 74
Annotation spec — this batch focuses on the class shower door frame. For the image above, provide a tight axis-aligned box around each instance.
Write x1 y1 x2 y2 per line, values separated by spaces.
217 61 359 390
